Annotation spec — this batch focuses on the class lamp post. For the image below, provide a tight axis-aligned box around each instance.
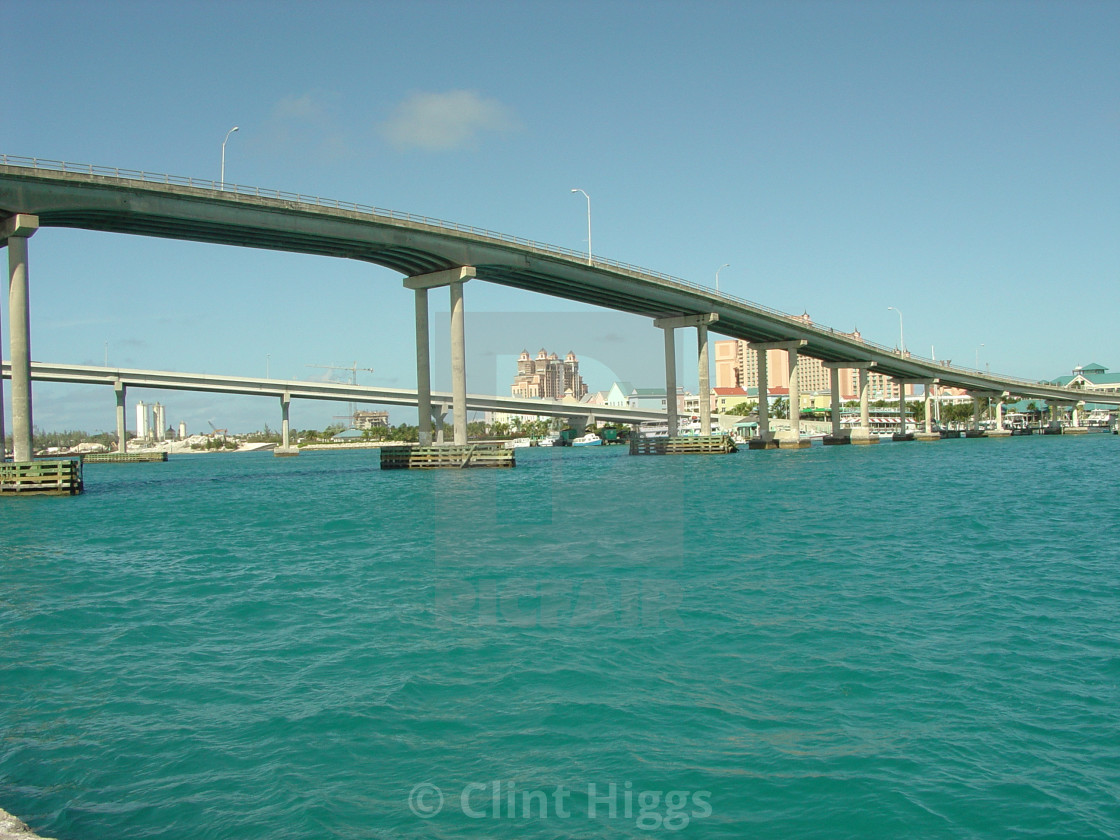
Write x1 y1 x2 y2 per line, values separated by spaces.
716 263 729 293
570 188 591 265
975 343 985 371
221 126 239 190
887 306 904 355
266 354 271 379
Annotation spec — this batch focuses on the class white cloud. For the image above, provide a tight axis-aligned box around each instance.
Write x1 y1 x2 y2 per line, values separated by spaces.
271 93 331 122
380 90 520 151
256 91 352 162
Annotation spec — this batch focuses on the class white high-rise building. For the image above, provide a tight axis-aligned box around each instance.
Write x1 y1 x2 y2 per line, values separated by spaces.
135 401 150 441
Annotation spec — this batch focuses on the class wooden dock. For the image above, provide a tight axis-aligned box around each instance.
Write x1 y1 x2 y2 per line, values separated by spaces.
82 451 168 463
631 435 738 456
0 459 84 495
380 444 515 469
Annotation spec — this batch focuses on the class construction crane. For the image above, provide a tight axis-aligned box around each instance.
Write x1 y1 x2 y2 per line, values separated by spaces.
207 420 227 439
306 362 376 427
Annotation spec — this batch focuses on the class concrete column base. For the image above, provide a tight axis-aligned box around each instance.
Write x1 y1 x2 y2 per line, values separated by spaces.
1064 426 1088 435
748 438 780 450
274 447 300 457
850 430 879 445
823 435 851 445
777 436 811 449
914 432 940 442
891 432 915 442
986 429 1012 438
964 430 987 438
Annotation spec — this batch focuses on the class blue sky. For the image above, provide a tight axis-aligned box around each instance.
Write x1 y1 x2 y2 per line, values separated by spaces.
3 0 1117 434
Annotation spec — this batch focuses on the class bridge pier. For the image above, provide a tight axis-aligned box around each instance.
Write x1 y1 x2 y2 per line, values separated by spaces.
737 341 814 448
748 343 777 449
773 341 809 448
965 393 987 437
697 321 712 437
822 363 851 444
653 313 718 439
2 214 39 463
413 287 432 445
115 380 127 453
275 393 298 455
404 266 475 445
904 379 939 441
851 364 879 444
660 322 678 437
989 392 1011 437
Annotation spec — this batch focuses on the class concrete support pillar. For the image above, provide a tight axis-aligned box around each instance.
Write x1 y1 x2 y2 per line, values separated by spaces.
281 394 291 449
115 381 127 453
1071 404 1081 427
972 395 982 430
697 323 711 436
924 387 933 434
829 366 842 437
859 368 871 431
748 339 807 448
4 215 39 463
414 288 432 445
403 266 475 447
847 365 880 445
756 346 770 441
449 280 467 445
995 398 1004 430
653 314 718 440
897 384 907 435
0 282 4 459
662 326 678 437
435 405 449 444
822 361 858 445
786 347 801 441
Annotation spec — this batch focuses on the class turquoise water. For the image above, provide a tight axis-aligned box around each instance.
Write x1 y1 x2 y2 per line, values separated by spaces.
2 436 1119 839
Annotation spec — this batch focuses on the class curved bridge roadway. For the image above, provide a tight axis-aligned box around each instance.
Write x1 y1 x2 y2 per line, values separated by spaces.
0 156 1113 455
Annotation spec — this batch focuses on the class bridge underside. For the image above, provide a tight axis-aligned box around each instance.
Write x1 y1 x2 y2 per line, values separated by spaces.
1 162 1111 404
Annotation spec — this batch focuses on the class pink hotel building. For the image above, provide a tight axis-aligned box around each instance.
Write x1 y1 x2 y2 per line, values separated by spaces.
713 315 913 404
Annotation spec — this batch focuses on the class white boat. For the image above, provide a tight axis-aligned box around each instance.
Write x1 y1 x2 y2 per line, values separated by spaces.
502 437 532 449
571 433 602 447
537 435 560 447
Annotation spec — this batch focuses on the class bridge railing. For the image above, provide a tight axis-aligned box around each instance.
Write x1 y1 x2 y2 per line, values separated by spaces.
0 154 1071 393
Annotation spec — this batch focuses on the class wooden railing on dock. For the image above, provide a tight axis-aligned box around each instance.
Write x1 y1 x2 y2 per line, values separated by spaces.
0 459 84 495
630 435 738 456
380 444 515 469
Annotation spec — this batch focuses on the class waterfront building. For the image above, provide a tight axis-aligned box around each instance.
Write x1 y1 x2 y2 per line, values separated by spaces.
511 349 588 400
353 410 390 430
711 386 754 414
1046 362 1120 401
714 315 914 407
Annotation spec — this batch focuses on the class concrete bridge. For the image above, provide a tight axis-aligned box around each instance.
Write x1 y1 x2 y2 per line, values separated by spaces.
0 360 667 451
1 155 1113 460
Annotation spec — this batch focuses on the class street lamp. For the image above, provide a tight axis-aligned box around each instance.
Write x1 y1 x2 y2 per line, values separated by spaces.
266 354 271 379
570 188 591 265
221 126 239 190
716 263 730 293
887 306 904 355
975 343 985 371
